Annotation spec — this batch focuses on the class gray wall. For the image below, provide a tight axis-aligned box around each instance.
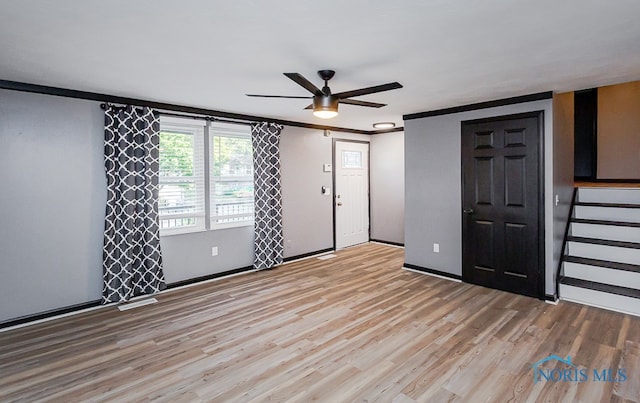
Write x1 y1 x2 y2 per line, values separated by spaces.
370 131 405 244
280 127 370 258
160 226 254 284
280 127 333 258
404 99 557 295
0 89 257 323
552 92 575 289
0 89 105 321
0 89 384 322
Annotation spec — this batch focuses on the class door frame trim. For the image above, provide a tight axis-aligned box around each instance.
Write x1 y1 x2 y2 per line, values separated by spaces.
460 110 546 299
332 139 371 250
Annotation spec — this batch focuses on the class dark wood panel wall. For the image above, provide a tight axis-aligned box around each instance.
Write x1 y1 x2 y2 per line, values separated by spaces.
574 88 597 180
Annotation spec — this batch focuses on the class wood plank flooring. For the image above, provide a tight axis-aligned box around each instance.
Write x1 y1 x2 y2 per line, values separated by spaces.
575 182 640 188
1 243 639 402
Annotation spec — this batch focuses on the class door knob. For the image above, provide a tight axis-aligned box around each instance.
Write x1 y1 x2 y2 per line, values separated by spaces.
463 208 474 214
337 202 343 206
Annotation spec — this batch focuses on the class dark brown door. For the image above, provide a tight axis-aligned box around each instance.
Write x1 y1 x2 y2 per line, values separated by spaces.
462 112 544 299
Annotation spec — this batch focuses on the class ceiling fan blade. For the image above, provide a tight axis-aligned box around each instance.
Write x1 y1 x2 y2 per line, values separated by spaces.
284 73 324 96
246 94 311 99
333 82 403 99
304 104 313 110
339 99 386 108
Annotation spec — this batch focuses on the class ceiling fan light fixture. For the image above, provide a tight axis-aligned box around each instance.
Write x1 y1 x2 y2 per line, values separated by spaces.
312 95 339 119
373 122 396 129
313 109 339 119
248 70 402 119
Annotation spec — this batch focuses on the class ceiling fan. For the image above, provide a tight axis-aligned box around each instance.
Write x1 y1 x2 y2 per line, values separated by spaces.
246 70 403 119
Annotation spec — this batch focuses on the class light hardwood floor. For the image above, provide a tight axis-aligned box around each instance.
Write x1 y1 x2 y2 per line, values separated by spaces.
575 182 640 188
1 243 639 402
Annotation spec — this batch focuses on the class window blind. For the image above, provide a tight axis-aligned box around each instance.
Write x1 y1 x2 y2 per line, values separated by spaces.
209 122 254 228
158 117 206 234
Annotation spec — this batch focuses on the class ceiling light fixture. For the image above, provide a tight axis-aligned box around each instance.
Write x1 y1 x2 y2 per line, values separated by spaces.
373 122 396 129
312 95 339 119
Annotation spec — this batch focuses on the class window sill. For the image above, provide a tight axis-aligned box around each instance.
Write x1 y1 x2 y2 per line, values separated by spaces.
160 222 254 237
210 221 254 231
160 227 207 237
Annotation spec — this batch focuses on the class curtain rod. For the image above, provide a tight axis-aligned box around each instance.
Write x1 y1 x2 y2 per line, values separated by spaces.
99 103 253 127
158 110 253 127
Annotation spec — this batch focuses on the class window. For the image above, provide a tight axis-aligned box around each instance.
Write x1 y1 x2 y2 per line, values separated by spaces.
342 150 363 168
158 117 206 235
210 122 254 228
158 117 253 235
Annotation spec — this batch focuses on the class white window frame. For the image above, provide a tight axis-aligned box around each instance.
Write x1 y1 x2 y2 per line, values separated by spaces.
209 122 254 230
158 116 207 236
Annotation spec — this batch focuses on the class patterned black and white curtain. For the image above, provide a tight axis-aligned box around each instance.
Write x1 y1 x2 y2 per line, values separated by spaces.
251 122 284 269
102 105 166 304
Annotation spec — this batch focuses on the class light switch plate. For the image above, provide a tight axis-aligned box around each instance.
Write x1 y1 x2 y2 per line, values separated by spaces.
323 163 332 172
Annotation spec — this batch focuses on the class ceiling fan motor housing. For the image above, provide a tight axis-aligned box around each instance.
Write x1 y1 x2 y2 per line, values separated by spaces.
313 94 339 111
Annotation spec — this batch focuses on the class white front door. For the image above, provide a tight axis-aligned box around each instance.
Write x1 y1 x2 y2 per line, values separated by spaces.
334 141 370 249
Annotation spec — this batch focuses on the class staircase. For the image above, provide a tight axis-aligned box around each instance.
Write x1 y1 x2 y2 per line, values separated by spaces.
559 187 640 316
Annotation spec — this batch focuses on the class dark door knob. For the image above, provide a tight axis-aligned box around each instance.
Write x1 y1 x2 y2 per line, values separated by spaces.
463 208 475 214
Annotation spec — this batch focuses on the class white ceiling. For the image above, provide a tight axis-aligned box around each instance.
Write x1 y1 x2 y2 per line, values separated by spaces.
1 0 640 131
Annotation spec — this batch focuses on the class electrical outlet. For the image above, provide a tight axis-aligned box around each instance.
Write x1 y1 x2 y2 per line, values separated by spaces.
211 246 218 256
433 243 440 253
